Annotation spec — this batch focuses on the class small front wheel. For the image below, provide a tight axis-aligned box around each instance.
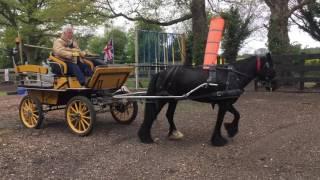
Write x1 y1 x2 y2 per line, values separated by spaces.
19 95 44 129
65 96 96 136
110 101 138 124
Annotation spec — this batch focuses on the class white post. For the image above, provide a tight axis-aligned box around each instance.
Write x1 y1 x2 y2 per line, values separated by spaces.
4 69 9 82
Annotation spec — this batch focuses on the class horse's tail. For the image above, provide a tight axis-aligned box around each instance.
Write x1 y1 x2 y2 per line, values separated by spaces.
138 73 160 141
146 73 160 96
145 73 160 120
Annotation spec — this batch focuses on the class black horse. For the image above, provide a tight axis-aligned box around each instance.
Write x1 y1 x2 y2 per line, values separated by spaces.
138 53 277 146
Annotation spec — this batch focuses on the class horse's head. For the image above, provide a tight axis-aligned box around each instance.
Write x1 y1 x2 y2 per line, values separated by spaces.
256 53 278 91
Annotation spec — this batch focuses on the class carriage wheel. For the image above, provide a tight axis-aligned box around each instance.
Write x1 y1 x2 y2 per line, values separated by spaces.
110 101 138 124
19 95 44 129
65 96 96 136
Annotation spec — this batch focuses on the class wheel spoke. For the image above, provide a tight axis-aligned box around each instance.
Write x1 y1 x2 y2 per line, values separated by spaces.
74 102 79 112
77 103 81 112
82 110 89 115
31 116 37 125
78 119 82 131
79 120 86 131
70 106 77 113
73 120 79 129
82 118 90 127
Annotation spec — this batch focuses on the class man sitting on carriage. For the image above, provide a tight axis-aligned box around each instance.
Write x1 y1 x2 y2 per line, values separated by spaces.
52 24 93 86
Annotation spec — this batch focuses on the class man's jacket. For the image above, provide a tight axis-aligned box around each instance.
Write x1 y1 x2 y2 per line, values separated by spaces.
53 37 80 63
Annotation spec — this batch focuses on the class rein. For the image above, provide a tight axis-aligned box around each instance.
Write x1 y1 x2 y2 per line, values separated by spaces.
216 66 249 78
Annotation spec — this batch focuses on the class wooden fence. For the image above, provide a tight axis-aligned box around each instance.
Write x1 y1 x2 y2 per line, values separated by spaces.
2 53 320 92
255 53 320 91
0 68 15 83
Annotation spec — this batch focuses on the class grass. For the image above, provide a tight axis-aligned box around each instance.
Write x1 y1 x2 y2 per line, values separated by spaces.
125 78 150 89
0 91 7 96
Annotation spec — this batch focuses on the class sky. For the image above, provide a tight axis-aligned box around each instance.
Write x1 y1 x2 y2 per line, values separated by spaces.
97 16 320 55
240 25 320 54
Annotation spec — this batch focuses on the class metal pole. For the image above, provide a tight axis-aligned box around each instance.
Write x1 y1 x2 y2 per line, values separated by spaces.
135 30 139 90
23 44 52 50
18 31 23 64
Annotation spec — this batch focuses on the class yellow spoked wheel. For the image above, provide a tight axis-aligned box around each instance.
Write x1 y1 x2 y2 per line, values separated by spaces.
66 96 96 136
19 95 43 129
110 101 138 124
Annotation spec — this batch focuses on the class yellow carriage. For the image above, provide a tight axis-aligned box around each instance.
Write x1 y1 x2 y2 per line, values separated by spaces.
15 54 138 136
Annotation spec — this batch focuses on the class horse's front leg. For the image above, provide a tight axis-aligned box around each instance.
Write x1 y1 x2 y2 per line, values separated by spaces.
211 103 228 146
166 101 184 140
138 100 166 143
224 104 240 137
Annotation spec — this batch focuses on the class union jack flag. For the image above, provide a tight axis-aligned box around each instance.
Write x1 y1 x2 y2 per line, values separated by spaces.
103 39 113 62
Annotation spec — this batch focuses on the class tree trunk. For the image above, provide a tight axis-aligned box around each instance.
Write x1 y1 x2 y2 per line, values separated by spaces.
267 5 290 54
189 0 208 65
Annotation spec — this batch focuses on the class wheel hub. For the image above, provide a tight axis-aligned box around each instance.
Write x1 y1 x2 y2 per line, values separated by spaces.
115 104 126 113
27 110 33 118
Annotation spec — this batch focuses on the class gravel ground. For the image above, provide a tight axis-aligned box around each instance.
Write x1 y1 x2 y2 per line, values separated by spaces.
0 90 320 179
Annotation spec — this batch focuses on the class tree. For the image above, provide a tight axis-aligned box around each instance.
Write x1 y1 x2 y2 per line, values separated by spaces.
292 0 320 41
0 0 103 64
264 0 313 54
96 0 265 65
87 28 128 63
95 0 205 65
221 6 253 63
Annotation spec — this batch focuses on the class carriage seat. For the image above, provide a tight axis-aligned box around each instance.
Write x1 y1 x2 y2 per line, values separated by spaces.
47 54 67 76
47 53 95 76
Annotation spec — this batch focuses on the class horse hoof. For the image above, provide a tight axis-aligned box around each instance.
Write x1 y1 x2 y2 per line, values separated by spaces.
211 136 228 146
138 130 154 144
139 137 154 144
224 123 238 137
168 130 184 140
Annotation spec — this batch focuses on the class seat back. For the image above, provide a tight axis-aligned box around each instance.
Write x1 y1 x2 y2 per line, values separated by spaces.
47 54 67 75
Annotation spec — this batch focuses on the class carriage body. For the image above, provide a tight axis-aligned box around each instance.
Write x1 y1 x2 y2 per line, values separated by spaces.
16 57 138 136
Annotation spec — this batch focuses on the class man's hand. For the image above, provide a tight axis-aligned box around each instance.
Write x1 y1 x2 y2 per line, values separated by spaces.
80 51 86 57
72 52 80 57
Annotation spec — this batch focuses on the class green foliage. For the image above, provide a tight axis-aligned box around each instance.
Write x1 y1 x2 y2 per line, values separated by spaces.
135 21 164 32
0 0 103 65
305 59 320 65
287 43 302 54
221 6 252 63
106 29 128 63
87 28 128 63
0 48 12 69
301 47 320 54
87 36 106 55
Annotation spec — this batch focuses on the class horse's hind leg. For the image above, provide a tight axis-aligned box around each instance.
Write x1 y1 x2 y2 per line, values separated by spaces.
138 100 166 143
166 101 184 140
211 103 229 146
224 104 240 137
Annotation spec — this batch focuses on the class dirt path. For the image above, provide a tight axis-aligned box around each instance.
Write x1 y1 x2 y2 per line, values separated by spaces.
0 92 320 179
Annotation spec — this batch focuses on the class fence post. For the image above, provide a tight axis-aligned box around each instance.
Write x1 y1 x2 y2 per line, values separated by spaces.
299 54 305 91
4 69 9 82
135 30 139 90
